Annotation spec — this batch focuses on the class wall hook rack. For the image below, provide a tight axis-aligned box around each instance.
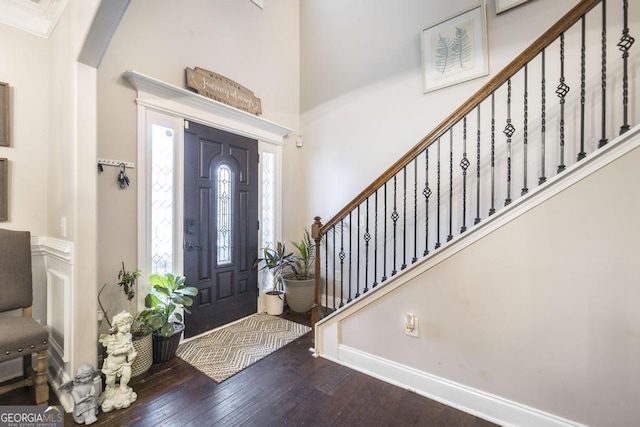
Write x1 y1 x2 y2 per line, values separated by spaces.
97 158 135 171
97 158 135 189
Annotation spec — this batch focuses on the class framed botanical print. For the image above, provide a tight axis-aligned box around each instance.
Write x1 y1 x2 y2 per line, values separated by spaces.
420 4 489 93
0 158 7 221
496 0 530 14
0 82 8 146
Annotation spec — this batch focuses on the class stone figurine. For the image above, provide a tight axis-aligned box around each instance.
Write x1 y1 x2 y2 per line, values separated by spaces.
60 364 100 425
98 311 138 412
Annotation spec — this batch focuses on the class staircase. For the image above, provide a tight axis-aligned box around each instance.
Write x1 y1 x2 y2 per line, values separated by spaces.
310 1 639 426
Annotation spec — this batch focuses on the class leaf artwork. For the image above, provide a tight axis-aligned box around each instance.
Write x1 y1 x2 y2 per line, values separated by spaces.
433 26 473 75
452 27 472 69
434 34 453 74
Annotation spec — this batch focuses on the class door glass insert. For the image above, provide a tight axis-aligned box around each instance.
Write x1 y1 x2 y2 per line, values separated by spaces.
217 164 233 265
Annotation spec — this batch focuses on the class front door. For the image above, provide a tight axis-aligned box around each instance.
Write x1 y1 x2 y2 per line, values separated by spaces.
183 121 259 338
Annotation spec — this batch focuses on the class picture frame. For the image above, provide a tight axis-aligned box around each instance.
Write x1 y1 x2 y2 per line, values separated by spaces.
420 4 489 93
0 158 7 221
496 0 530 14
0 82 9 147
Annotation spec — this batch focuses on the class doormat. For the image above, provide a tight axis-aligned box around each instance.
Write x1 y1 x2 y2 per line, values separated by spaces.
176 313 311 383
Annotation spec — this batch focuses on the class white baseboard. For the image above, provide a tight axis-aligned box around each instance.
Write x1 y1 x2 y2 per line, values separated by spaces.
336 345 587 427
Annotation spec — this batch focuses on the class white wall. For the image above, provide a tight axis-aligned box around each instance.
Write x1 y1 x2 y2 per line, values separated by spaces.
0 23 49 234
97 0 300 320
337 141 640 427
298 0 581 234
0 0 102 384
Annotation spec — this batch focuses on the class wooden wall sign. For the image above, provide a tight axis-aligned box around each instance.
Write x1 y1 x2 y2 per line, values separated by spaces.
0 82 9 147
186 67 262 115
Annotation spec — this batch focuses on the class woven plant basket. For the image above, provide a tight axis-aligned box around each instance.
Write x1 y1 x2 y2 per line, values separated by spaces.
131 332 153 377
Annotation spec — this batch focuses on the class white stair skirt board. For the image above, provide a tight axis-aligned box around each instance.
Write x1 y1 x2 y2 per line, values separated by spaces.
334 345 588 427
314 124 640 427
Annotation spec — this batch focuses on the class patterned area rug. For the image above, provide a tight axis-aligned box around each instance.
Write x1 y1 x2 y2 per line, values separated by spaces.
176 313 311 383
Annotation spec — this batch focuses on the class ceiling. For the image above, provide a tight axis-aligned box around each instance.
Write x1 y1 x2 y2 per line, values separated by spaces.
0 0 67 38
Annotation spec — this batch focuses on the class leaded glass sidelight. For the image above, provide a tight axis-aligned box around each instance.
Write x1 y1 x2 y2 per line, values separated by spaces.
151 124 174 274
260 152 275 290
261 152 275 249
217 164 233 265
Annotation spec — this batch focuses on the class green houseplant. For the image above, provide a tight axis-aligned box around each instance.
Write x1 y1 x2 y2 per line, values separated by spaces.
254 242 293 315
97 262 153 377
282 229 316 313
137 272 199 363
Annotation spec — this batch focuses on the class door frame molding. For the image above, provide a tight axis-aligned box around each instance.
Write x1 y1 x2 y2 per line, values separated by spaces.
123 70 292 313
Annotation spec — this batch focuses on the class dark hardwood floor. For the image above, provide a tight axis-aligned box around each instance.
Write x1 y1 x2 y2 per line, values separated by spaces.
0 309 497 426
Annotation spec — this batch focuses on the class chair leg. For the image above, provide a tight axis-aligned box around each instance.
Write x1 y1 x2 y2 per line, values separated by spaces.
34 350 49 405
23 354 32 385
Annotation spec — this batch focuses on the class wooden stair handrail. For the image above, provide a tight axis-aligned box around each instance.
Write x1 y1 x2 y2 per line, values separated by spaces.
319 0 602 234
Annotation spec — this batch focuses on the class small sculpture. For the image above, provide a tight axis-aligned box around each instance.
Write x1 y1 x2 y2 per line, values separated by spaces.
98 311 138 412
60 364 99 425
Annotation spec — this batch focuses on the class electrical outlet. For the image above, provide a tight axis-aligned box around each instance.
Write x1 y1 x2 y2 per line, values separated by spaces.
405 313 419 337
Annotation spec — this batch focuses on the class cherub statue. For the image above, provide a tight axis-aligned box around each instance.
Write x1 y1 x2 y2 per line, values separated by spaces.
98 311 138 412
60 364 100 425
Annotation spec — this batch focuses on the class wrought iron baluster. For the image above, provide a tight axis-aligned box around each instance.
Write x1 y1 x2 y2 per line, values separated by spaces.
413 158 418 264
435 138 442 249
347 211 352 303
424 148 431 256
540 49 547 185
522 66 529 195
490 94 496 215
373 190 378 288
475 105 482 225
392 175 398 275
324 227 328 313
460 117 470 233
364 199 370 294
338 221 344 308
556 33 569 173
356 205 361 299
382 182 388 282
579 16 587 161
331 224 336 310
504 78 515 206
402 166 407 270
447 129 453 242
599 0 608 147
618 0 634 135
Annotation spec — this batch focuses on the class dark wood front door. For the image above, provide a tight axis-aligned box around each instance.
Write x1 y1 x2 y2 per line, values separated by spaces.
183 121 259 338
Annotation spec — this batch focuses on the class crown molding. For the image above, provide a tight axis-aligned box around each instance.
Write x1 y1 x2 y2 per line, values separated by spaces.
0 0 68 38
123 70 293 145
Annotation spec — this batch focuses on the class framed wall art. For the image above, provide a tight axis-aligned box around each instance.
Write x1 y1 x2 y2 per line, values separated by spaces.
0 82 9 146
0 158 7 221
420 4 489 93
496 0 530 14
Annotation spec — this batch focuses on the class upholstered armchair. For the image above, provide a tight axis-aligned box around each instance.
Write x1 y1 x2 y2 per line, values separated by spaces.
0 229 49 405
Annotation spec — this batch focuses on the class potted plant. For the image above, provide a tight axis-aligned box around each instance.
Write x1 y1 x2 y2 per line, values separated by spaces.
97 262 153 377
254 242 293 315
282 229 316 313
137 272 199 363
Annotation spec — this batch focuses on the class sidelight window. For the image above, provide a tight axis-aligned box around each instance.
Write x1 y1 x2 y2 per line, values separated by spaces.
150 124 175 275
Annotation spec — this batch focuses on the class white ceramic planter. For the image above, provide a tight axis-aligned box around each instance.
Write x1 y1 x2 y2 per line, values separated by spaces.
265 291 285 315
